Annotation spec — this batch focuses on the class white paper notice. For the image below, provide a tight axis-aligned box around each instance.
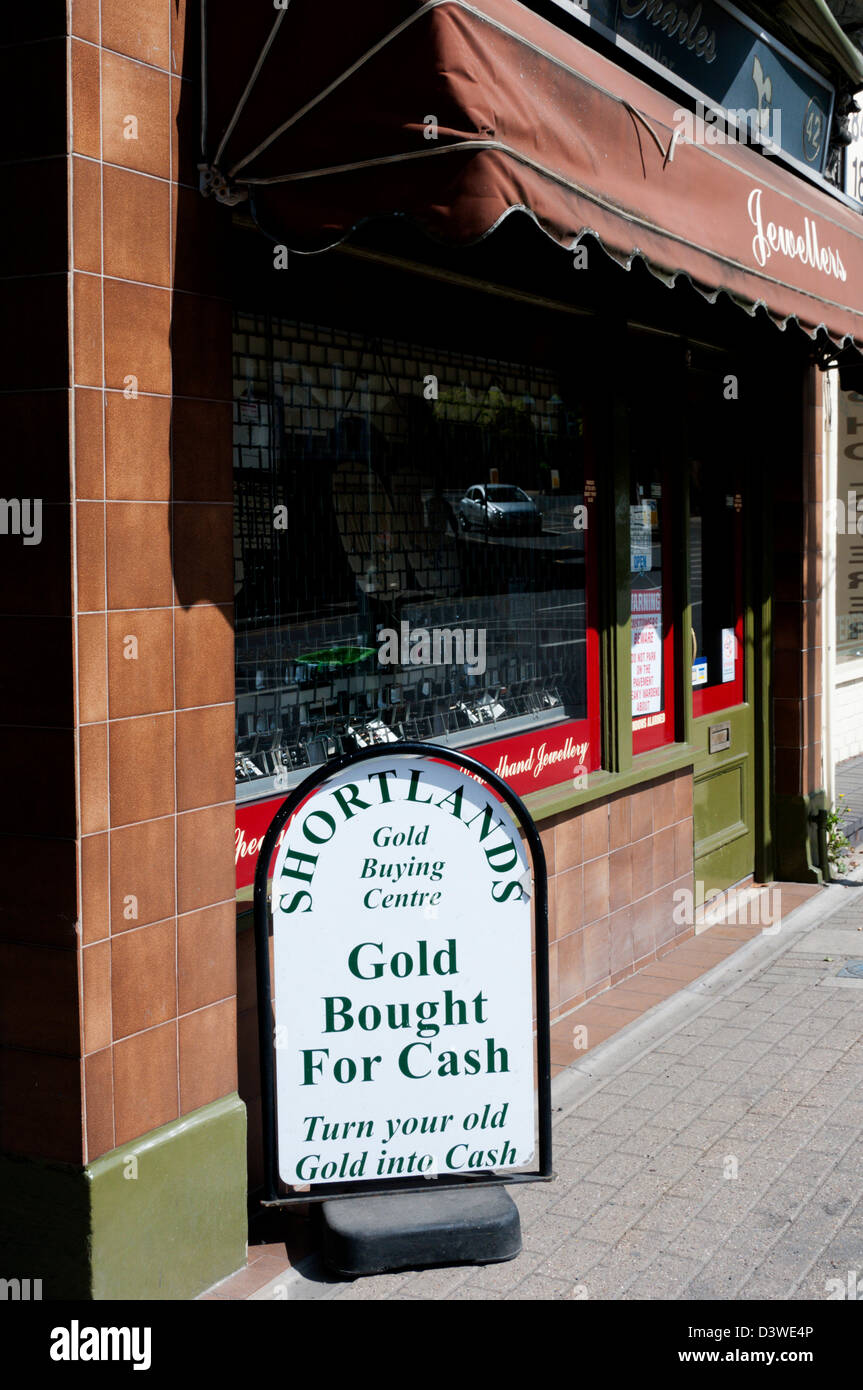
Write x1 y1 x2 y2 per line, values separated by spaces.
630 501 655 573
721 627 736 683
631 589 662 716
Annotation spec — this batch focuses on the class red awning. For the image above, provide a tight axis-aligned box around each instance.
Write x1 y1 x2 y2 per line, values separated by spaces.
201 0 863 348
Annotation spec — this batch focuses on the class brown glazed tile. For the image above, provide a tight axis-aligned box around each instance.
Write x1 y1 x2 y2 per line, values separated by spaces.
652 776 676 831
110 815 176 932
82 939 112 1053
557 928 585 1007
653 825 676 888
80 833 110 944
179 998 238 1114
172 399 233 503
805 644 821 700
632 895 655 962
774 697 802 749
106 608 173 718
76 502 106 612
609 904 634 976
111 918 177 1039
171 294 232 400
237 1004 262 1101
583 916 610 991
73 272 102 387
176 705 236 811
630 784 653 841
554 807 582 873
171 74 200 188
103 165 171 287
71 39 101 158
80 722 109 834
554 865 582 940
72 157 101 272
673 771 693 823
109 713 175 827
177 802 236 914
0 836 77 948
175 603 234 708
630 833 653 899
172 504 234 606
539 822 555 879
609 793 631 851
84 1046 115 1159
0 729 75 838
71 0 100 42
178 901 236 1015
105 392 171 501
774 601 802 654
0 616 73 726
674 820 693 879
172 184 232 298
775 747 802 799
0 943 79 1053
0 502 69 618
0 1050 82 1163
583 855 610 925
77 613 108 723
581 801 609 861
113 1020 178 1145
171 0 194 75
75 388 104 499
102 0 170 68
653 881 679 948
103 280 171 395
609 844 633 912
236 921 256 1014
1 391 69 503
101 51 171 177
106 502 172 609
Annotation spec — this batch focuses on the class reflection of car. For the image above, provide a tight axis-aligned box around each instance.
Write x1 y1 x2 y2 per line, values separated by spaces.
458 484 542 535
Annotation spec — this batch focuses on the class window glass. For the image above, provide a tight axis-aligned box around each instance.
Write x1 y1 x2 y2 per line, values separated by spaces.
233 311 598 796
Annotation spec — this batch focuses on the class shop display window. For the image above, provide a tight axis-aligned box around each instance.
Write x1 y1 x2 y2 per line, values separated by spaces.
233 311 600 796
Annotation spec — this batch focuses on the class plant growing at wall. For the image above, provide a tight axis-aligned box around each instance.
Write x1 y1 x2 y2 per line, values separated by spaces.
826 795 855 875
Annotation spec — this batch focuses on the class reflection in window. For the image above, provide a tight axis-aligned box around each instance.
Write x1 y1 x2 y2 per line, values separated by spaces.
233 314 592 793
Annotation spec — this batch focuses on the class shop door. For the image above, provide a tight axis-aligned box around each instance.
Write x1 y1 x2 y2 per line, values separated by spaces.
687 368 756 899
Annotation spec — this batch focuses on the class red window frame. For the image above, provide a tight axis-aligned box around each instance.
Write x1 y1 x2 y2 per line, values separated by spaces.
692 499 744 717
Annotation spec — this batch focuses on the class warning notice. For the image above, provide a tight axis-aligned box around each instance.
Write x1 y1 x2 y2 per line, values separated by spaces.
631 588 662 716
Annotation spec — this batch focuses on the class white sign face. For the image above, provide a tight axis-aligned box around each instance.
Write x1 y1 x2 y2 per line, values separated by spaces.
271 756 535 1187
844 95 863 203
631 588 662 716
721 628 736 683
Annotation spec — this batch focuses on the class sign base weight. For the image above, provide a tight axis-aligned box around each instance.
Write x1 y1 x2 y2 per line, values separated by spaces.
321 1186 522 1277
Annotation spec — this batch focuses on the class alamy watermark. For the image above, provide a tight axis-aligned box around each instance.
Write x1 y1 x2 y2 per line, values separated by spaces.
828 493 863 535
672 882 782 933
672 98 781 150
0 498 42 545
378 621 487 676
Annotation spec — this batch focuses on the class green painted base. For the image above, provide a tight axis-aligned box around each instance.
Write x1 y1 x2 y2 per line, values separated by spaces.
774 792 825 885
0 1093 247 1300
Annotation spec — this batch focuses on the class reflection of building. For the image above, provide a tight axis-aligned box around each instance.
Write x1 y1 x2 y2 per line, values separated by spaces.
7 0 863 1300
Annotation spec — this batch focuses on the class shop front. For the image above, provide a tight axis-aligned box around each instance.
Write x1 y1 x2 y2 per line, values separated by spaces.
196 0 863 1194
6 0 863 1300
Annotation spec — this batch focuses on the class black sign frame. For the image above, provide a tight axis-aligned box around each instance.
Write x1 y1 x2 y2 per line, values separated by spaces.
252 742 553 1206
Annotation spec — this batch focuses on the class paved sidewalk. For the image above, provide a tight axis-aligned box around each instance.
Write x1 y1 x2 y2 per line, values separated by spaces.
229 871 863 1302
836 754 863 846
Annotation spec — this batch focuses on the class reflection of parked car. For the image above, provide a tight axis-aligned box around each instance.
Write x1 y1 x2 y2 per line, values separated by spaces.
458 484 542 535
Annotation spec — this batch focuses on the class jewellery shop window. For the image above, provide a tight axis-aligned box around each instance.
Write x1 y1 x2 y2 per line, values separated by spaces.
233 309 601 801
